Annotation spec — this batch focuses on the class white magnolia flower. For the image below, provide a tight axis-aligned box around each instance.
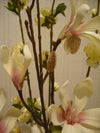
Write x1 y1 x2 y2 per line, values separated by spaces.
1 43 32 90
0 88 21 133
59 0 100 54
47 78 100 133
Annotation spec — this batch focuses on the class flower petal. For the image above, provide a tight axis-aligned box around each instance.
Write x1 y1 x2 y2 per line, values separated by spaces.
62 123 81 133
58 24 68 39
3 108 22 133
0 88 6 113
63 34 81 54
81 31 100 46
1 45 11 75
82 16 100 31
79 124 99 133
73 4 90 29
59 81 70 110
72 96 88 114
81 108 100 129
21 44 32 80
73 78 93 99
47 104 64 125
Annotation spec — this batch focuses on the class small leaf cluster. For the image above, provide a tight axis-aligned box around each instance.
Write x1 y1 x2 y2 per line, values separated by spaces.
6 0 26 15
42 3 67 29
27 98 43 122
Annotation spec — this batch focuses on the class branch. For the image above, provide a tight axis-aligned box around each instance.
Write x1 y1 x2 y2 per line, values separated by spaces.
25 20 32 41
30 0 35 11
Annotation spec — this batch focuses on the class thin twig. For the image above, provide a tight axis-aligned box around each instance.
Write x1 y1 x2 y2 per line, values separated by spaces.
19 12 25 44
30 0 35 11
86 66 91 77
25 20 32 41
26 7 40 87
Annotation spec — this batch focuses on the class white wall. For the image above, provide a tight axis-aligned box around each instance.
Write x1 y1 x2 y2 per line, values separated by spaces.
0 0 100 116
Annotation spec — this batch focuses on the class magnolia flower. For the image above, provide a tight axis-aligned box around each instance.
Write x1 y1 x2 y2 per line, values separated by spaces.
59 0 100 54
1 43 31 90
0 88 21 133
84 42 100 68
47 78 100 133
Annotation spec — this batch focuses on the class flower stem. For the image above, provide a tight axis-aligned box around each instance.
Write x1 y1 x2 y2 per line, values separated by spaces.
18 11 32 99
86 66 91 77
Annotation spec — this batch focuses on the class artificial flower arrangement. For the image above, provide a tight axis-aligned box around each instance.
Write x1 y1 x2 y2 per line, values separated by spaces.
0 0 100 133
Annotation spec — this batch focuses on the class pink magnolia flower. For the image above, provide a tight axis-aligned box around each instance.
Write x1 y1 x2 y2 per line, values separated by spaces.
0 88 21 133
59 0 100 54
47 78 100 133
1 43 31 90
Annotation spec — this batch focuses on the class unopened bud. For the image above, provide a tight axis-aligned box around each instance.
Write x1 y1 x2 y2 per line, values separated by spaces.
91 8 97 18
47 51 56 73
54 82 59 91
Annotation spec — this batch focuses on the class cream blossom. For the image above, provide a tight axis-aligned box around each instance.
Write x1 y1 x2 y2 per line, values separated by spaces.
1 43 31 90
59 0 100 54
47 78 100 133
84 42 100 68
0 88 21 133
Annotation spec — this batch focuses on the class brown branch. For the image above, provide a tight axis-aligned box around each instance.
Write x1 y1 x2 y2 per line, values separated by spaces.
26 7 40 87
30 0 35 11
25 20 32 41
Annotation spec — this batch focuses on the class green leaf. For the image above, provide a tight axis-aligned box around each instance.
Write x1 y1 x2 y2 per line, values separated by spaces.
12 104 22 109
54 3 66 17
42 16 56 29
50 125 62 132
27 97 34 109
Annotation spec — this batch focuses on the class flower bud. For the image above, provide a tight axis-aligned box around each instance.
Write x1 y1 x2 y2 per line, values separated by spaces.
47 51 56 73
54 82 59 91
91 8 97 18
